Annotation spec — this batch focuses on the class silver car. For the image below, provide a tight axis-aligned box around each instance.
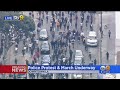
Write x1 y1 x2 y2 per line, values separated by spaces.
41 55 51 64
86 31 98 46
74 50 84 65
40 41 50 54
39 29 48 40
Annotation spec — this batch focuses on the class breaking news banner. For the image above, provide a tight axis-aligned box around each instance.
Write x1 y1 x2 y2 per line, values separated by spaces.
0 65 120 74
0 65 27 74
28 65 120 74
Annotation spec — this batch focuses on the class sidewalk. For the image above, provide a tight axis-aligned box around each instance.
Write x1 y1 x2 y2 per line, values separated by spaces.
98 12 115 65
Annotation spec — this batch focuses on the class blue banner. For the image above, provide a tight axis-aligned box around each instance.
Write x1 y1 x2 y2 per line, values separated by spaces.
28 65 120 74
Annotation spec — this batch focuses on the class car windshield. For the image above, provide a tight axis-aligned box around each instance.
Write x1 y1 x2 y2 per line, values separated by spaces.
43 56 50 60
42 42 49 45
41 44 49 49
74 60 82 65
76 51 82 56
89 36 96 39
40 31 47 35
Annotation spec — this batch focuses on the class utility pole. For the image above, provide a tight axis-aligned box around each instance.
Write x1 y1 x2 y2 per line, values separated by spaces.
100 11 102 64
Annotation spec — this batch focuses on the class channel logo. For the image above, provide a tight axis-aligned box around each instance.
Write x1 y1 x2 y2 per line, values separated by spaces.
106 65 110 71
100 65 110 74
4 15 24 21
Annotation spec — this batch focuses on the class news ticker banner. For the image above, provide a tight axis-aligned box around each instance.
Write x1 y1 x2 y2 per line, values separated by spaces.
0 65 120 74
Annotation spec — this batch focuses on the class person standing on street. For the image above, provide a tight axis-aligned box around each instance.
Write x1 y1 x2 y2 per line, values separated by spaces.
108 30 111 39
51 40 53 49
94 59 97 65
75 21 77 30
69 49 73 60
15 58 17 65
86 20 88 27
85 43 88 51
80 22 83 30
89 52 91 60
25 59 29 65
101 30 103 38
106 52 109 60
22 49 25 56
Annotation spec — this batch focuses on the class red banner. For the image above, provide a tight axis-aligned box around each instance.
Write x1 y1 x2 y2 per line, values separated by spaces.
0 65 27 74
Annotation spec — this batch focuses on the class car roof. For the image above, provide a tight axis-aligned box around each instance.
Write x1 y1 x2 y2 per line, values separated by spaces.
43 55 50 59
42 41 49 44
42 63 49 65
76 50 82 54
41 29 47 31
43 55 50 57
89 31 96 36
43 41 48 43
75 58 82 61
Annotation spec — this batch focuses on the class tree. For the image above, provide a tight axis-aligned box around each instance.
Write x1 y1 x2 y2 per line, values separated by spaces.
0 11 35 33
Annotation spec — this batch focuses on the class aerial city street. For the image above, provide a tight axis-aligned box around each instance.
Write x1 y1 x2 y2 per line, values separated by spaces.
0 11 115 79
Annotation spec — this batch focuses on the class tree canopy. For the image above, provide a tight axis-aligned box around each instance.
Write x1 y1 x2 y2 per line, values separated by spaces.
0 11 35 33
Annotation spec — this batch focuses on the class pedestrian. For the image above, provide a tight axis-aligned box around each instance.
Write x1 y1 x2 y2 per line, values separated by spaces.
101 30 103 38
90 24 93 31
89 52 91 60
75 15 78 22
69 49 73 59
91 15 93 24
53 40 55 50
32 60 35 65
83 37 85 45
15 58 17 65
52 53 55 62
46 14 48 23
80 22 83 30
64 47 67 55
67 22 69 30
23 39 25 45
108 30 111 38
64 22 66 31
86 20 88 27
75 21 77 30
42 12 44 19
85 43 88 51
68 42 70 49
29 43 32 52
106 52 109 60
51 40 54 49
70 18 72 26
71 39 74 48
24 45 27 53
32 13 34 18
15 47 18 54
94 59 97 65
25 59 29 65
87 15 89 22
22 49 25 56
60 20 62 29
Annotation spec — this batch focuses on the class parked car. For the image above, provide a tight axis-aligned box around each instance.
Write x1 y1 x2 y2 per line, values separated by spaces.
86 31 98 46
